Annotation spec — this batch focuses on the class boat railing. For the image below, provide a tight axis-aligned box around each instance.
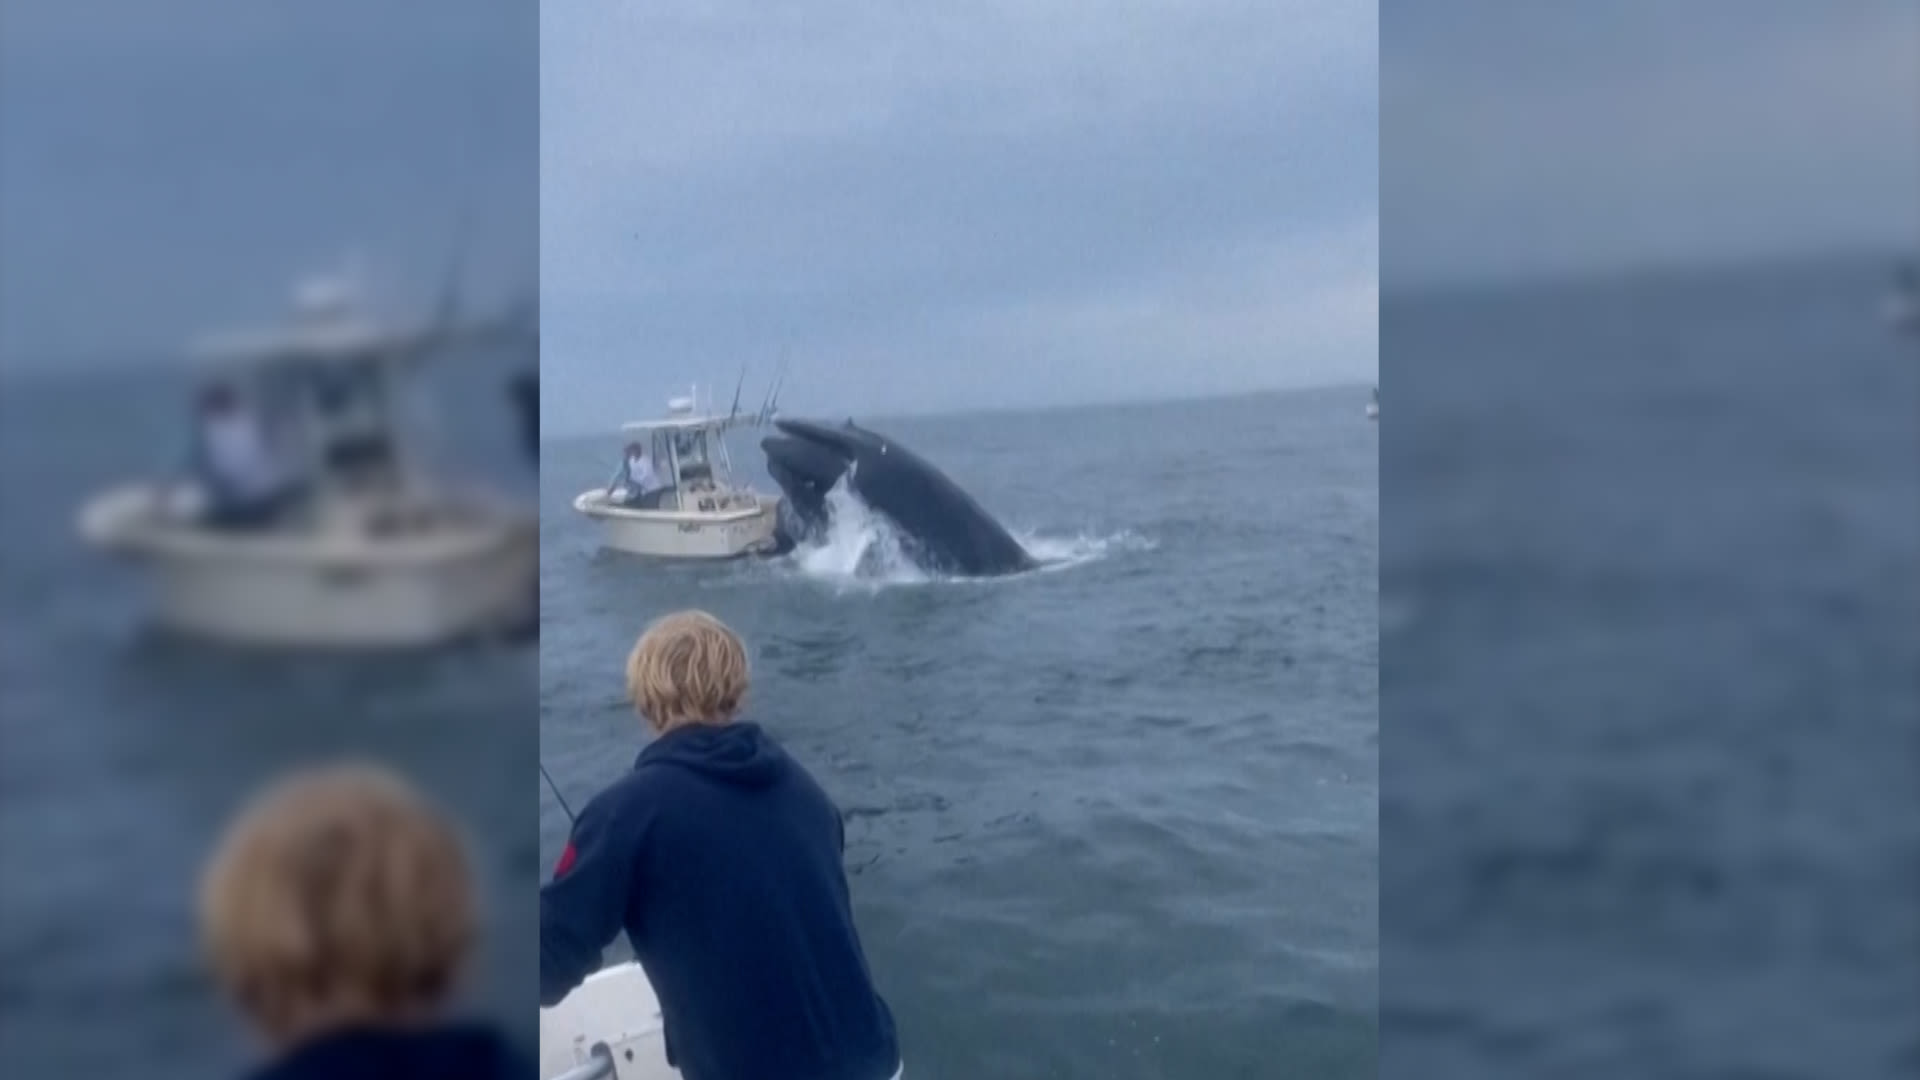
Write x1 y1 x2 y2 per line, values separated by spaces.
549 1044 617 1080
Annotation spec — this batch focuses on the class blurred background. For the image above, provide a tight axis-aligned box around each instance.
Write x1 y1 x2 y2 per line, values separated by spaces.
1381 1 1920 1076
0 2 538 1075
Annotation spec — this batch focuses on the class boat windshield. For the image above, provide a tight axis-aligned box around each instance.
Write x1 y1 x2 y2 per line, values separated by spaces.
244 358 398 487
669 428 714 484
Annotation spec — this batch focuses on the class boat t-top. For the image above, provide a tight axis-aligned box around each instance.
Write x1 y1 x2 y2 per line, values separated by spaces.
77 271 538 649
573 387 782 560
1366 385 1379 420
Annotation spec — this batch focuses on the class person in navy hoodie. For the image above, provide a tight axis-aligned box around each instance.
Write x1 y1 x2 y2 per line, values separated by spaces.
541 610 902 1080
199 764 531 1080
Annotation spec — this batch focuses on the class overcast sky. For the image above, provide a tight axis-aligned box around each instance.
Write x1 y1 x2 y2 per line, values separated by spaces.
0 0 537 370
1384 0 1920 288
541 0 1379 433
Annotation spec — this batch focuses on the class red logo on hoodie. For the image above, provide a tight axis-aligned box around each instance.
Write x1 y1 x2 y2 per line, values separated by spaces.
553 841 578 878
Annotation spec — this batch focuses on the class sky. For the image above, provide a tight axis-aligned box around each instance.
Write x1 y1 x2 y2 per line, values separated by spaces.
1384 0 1920 289
541 0 1379 433
0 0 538 370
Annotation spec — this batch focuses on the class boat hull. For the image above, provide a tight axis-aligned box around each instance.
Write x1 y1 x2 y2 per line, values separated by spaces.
80 486 537 649
540 961 673 1080
574 490 779 560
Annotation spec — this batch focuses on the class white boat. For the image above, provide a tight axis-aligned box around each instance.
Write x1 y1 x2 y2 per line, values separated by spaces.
1365 386 1379 420
572 394 781 560
540 961 674 1080
77 273 538 649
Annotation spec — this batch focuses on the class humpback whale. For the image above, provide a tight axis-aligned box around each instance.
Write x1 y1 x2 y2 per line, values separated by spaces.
760 418 1038 576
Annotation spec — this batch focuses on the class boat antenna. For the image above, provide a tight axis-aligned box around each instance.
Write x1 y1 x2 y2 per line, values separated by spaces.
540 762 577 824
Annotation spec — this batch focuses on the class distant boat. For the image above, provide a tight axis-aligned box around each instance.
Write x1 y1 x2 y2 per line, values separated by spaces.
1365 386 1378 421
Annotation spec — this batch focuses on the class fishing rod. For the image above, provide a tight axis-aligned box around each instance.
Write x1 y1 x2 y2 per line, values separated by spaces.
726 364 747 426
540 762 577 824
757 356 789 425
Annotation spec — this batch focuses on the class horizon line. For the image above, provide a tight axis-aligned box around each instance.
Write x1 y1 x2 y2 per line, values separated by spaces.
1383 241 1915 304
536 377 1376 444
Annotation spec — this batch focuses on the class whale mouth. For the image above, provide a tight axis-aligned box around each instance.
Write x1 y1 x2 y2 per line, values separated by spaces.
761 419 865 536
769 417 873 457
760 433 847 489
762 417 886 487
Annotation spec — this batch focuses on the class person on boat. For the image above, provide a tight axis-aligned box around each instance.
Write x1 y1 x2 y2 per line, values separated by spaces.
540 611 903 1080
194 384 300 527
609 441 667 508
199 763 532 1080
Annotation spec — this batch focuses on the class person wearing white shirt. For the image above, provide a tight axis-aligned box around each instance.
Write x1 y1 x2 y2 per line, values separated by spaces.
195 384 298 527
609 442 666 508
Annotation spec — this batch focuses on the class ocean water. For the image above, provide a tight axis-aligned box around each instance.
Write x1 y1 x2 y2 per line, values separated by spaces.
0 353 541 1077
540 387 1380 1078
1381 255 1920 1077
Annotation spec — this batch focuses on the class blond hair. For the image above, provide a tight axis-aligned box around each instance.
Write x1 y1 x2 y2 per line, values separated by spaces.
626 610 750 732
198 764 475 1044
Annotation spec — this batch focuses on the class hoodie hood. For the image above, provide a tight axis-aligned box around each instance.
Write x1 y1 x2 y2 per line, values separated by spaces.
637 721 789 789
248 1023 531 1080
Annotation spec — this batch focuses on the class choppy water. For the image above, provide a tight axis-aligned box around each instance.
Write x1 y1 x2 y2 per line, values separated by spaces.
541 387 1380 1079
1381 255 1920 1078
0 354 540 1077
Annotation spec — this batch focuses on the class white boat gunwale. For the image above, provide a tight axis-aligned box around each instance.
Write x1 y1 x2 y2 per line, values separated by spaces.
86 490 535 567
572 490 771 526
540 959 672 1080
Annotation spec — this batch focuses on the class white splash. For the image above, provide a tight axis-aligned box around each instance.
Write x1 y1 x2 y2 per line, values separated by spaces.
1012 528 1149 574
780 484 1150 590
789 486 932 588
